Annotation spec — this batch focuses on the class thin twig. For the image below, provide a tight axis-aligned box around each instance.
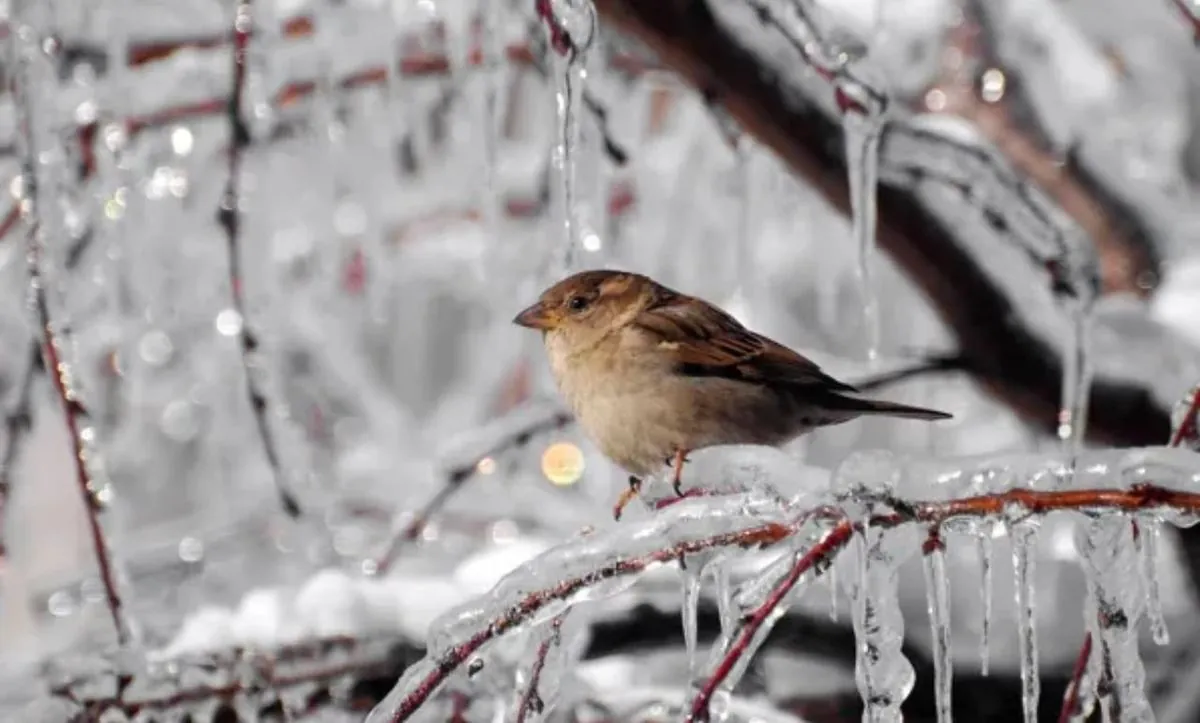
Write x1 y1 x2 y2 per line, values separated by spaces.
220 0 302 518
515 613 566 722
8 20 133 645
0 340 40 560
848 353 968 393
1170 0 1200 43
373 409 573 574
1058 632 1093 723
59 635 412 720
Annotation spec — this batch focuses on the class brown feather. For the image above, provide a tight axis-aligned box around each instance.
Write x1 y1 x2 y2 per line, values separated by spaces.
633 286 858 392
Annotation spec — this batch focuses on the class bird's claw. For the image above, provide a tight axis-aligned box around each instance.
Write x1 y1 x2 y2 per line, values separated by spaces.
612 476 642 521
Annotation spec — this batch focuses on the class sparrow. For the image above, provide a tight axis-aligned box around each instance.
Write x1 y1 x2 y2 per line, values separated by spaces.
513 269 952 518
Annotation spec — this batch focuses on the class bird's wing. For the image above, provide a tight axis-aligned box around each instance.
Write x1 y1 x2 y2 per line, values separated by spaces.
632 290 857 392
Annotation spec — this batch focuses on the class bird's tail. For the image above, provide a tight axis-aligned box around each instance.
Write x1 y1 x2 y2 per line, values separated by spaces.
823 393 952 421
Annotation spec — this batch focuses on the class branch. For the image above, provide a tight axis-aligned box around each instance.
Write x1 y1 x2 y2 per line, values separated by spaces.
514 613 566 722
591 0 1173 448
220 0 302 518
370 472 1200 721
8 21 134 645
372 406 573 575
51 635 418 721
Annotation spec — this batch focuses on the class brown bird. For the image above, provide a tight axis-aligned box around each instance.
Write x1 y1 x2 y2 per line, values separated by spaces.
513 269 952 518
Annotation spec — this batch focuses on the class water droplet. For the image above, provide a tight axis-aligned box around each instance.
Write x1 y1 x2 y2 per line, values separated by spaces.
215 309 243 336
170 127 194 156
161 399 200 441
137 330 174 366
178 537 204 563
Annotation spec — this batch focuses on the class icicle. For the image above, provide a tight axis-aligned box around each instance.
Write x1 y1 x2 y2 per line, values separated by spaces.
545 1 597 273
827 562 839 623
1137 519 1169 645
478 0 504 254
842 110 886 364
1077 516 1154 721
922 539 953 723
711 558 737 637
977 524 993 676
1010 521 1041 723
848 526 916 723
1057 296 1095 455
727 137 760 314
681 565 702 678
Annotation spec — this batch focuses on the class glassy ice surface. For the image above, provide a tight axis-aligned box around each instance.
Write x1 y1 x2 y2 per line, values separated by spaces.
2 0 1200 721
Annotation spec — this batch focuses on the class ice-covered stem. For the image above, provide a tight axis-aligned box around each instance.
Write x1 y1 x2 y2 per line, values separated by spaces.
515 614 566 722
686 521 855 722
591 0 1167 448
1057 633 1093 723
220 0 302 518
55 635 412 720
1171 0 1200 42
7 17 134 646
0 341 40 560
929 0 1159 296
1057 385 1199 722
371 519 794 721
372 409 573 574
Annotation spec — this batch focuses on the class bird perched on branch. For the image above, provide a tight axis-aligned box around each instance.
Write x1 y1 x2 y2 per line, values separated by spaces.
513 269 952 519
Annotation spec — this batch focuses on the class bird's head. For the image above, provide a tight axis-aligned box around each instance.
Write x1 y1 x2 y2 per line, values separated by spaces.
512 269 654 346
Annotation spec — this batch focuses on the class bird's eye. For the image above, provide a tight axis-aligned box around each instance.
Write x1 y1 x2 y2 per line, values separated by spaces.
567 295 589 312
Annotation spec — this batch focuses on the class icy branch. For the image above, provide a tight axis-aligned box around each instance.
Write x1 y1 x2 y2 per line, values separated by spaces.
219 0 302 518
591 0 1180 449
8 14 134 646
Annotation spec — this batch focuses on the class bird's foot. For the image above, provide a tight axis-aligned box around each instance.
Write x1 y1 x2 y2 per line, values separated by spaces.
669 449 691 497
612 476 642 521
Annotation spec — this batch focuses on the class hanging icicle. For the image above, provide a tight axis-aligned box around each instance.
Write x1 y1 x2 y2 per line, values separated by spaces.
922 533 953 723
1010 520 1041 723
537 0 597 273
977 523 994 676
1077 516 1154 721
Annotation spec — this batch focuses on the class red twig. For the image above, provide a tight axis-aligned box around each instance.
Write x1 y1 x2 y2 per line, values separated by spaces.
8 27 133 644
686 521 855 722
59 635 404 720
1055 392 1197 722
372 409 573 575
381 520 793 721
515 614 566 722
1170 0 1200 43
1058 632 1093 723
220 0 302 518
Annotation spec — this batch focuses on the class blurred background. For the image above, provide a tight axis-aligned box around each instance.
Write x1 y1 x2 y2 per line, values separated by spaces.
1 0 1200 720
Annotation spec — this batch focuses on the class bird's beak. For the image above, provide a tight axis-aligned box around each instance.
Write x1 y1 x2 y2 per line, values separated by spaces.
513 301 556 330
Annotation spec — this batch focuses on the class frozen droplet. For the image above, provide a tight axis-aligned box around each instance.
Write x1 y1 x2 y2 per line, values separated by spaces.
160 399 200 442
137 330 174 366
215 308 244 336
170 127 194 156
681 567 701 679
334 201 368 237
47 589 78 617
178 536 204 563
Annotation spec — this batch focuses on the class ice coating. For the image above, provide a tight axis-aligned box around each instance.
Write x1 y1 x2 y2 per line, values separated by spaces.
847 525 916 723
680 566 702 680
1138 519 1170 646
976 524 994 676
1077 516 1153 721
367 491 794 722
922 541 952 723
843 109 885 364
1010 520 1040 723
